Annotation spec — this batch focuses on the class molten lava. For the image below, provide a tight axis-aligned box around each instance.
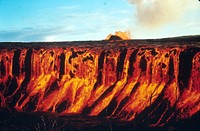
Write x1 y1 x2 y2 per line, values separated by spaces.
0 38 200 126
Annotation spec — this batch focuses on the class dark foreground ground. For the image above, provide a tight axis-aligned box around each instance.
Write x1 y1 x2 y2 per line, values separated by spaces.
0 108 199 131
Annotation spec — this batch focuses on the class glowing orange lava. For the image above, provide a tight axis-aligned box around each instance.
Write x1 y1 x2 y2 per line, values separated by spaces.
0 40 199 126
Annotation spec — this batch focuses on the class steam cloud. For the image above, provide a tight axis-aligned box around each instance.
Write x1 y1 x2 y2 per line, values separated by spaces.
129 0 190 28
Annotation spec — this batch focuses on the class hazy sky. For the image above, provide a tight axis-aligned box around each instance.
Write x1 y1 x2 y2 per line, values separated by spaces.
0 0 199 42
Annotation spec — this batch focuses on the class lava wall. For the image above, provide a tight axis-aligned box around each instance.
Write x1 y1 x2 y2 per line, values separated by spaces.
0 39 200 126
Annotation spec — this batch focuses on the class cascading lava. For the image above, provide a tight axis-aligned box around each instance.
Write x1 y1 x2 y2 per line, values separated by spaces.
0 37 200 127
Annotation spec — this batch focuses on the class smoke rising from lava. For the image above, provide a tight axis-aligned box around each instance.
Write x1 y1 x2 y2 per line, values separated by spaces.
128 0 190 28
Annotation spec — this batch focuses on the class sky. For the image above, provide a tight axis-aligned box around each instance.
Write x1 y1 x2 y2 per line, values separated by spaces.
0 0 199 42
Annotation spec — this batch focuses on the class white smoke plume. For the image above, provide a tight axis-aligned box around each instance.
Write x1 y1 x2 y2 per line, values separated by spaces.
128 0 191 28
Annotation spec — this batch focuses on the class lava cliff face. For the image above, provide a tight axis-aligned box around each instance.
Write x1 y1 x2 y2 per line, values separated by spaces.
0 39 200 126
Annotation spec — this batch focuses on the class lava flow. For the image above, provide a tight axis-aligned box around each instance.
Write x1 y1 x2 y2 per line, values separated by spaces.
0 37 200 126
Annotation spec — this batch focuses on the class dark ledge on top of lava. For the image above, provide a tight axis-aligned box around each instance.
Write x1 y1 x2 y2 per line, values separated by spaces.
0 35 200 49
